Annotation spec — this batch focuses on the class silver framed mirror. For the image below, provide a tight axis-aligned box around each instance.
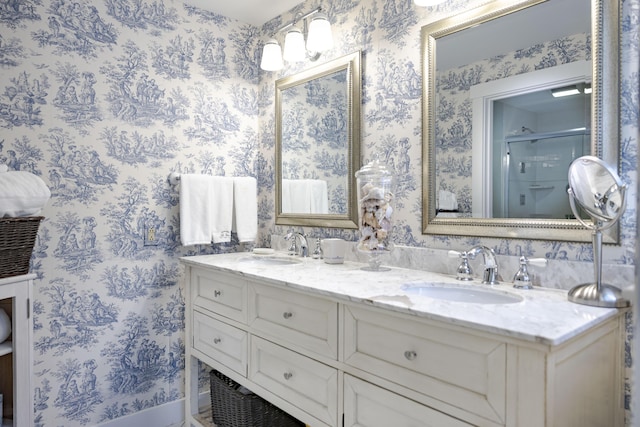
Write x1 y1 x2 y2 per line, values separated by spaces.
275 51 361 229
421 0 620 242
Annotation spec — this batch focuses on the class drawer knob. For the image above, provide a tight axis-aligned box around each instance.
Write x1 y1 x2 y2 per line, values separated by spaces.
283 372 293 380
404 350 417 361
283 312 293 319
214 290 221 297
213 338 221 344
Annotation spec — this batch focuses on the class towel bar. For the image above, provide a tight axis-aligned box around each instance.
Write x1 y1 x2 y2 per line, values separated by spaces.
168 172 181 186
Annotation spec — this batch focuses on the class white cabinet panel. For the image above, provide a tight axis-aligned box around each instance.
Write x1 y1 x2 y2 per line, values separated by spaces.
250 336 338 426
344 304 506 424
193 310 247 376
344 375 473 427
249 284 338 359
192 267 247 323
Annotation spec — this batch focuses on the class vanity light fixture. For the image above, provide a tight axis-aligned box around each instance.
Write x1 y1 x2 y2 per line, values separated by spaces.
551 85 581 97
414 0 447 6
260 7 333 71
260 39 284 71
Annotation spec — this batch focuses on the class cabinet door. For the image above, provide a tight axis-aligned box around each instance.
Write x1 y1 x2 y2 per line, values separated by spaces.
249 284 338 359
193 310 248 376
344 305 506 425
344 375 473 427
191 268 247 323
250 336 338 426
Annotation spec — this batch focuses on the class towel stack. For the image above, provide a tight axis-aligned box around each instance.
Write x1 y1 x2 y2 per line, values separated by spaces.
179 175 258 246
0 169 51 217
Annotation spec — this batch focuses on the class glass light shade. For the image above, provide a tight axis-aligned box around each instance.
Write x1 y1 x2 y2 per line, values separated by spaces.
283 28 306 62
414 0 446 6
306 15 333 52
260 39 283 71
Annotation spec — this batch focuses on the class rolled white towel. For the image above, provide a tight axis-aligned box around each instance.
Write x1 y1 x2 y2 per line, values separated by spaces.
0 171 51 217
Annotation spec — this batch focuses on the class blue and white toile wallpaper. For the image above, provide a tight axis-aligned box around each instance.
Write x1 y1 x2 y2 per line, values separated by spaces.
0 0 637 425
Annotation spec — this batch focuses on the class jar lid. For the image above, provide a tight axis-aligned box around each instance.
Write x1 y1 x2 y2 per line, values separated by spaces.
355 157 395 179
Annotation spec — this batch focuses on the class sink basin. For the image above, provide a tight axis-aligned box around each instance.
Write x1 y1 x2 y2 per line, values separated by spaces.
401 283 523 305
239 256 302 266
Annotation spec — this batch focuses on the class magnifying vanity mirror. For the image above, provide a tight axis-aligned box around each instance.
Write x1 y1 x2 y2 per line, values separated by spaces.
422 0 621 242
275 51 361 229
567 156 628 307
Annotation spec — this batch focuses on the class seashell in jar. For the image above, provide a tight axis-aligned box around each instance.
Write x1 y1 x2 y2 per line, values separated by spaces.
361 187 385 202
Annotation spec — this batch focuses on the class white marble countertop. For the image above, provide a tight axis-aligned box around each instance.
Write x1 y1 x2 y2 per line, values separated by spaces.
181 252 626 346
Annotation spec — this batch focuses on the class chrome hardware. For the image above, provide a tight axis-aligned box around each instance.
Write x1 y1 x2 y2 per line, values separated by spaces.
283 372 293 380
404 350 417 361
448 250 473 281
214 290 221 297
513 256 547 289
283 312 293 319
284 231 309 257
213 338 221 344
468 245 501 284
312 237 323 259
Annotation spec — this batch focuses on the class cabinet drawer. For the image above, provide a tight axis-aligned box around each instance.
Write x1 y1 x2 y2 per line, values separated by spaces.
191 268 247 323
250 336 338 426
193 310 247 376
344 375 473 427
249 284 338 359
344 305 506 425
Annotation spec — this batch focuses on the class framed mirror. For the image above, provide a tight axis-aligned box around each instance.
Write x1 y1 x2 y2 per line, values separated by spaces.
422 0 620 242
276 51 361 229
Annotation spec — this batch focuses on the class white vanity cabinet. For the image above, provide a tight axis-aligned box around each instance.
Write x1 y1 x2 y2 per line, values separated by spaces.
0 274 34 427
183 257 626 427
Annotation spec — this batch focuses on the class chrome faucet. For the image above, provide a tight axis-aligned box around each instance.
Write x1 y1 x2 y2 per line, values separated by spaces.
284 232 309 257
468 245 501 285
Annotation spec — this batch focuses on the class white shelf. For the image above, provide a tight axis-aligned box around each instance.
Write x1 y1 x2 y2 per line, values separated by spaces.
0 341 11 357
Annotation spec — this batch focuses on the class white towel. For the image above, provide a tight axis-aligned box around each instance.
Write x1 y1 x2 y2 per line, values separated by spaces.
309 179 329 214
179 174 214 246
232 177 258 242
210 177 234 243
281 179 291 213
286 179 312 213
0 171 51 217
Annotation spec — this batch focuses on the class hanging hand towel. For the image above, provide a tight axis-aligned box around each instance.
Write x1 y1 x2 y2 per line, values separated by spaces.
232 177 258 242
179 174 214 246
210 176 234 243
309 179 329 214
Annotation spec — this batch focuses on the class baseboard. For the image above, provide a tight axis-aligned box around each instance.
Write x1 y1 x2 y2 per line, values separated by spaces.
96 398 186 427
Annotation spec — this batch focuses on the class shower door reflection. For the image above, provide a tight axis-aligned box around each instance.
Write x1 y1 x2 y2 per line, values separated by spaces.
497 129 590 218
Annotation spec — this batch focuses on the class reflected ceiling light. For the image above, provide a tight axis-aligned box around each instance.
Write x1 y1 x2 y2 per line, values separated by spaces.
414 0 447 6
260 39 284 71
551 85 581 98
584 84 592 94
260 7 333 71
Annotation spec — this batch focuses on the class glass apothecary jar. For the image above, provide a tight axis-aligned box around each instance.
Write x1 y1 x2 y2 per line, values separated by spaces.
355 158 395 271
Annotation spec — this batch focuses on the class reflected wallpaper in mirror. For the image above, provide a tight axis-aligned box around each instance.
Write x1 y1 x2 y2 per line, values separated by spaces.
280 69 348 215
421 0 620 242
276 51 361 229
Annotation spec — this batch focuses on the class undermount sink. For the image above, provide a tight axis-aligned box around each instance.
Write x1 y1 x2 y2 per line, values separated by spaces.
239 255 302 266
401 283 523 305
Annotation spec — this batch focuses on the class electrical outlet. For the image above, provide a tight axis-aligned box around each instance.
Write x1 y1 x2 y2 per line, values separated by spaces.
144 225 159 246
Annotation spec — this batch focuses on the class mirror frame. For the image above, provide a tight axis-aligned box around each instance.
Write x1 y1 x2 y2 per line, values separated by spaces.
421 0 620 242
275 51 361 229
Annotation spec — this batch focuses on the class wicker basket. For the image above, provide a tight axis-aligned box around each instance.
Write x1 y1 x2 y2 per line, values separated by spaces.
210 370 304 427
0 216 43 279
